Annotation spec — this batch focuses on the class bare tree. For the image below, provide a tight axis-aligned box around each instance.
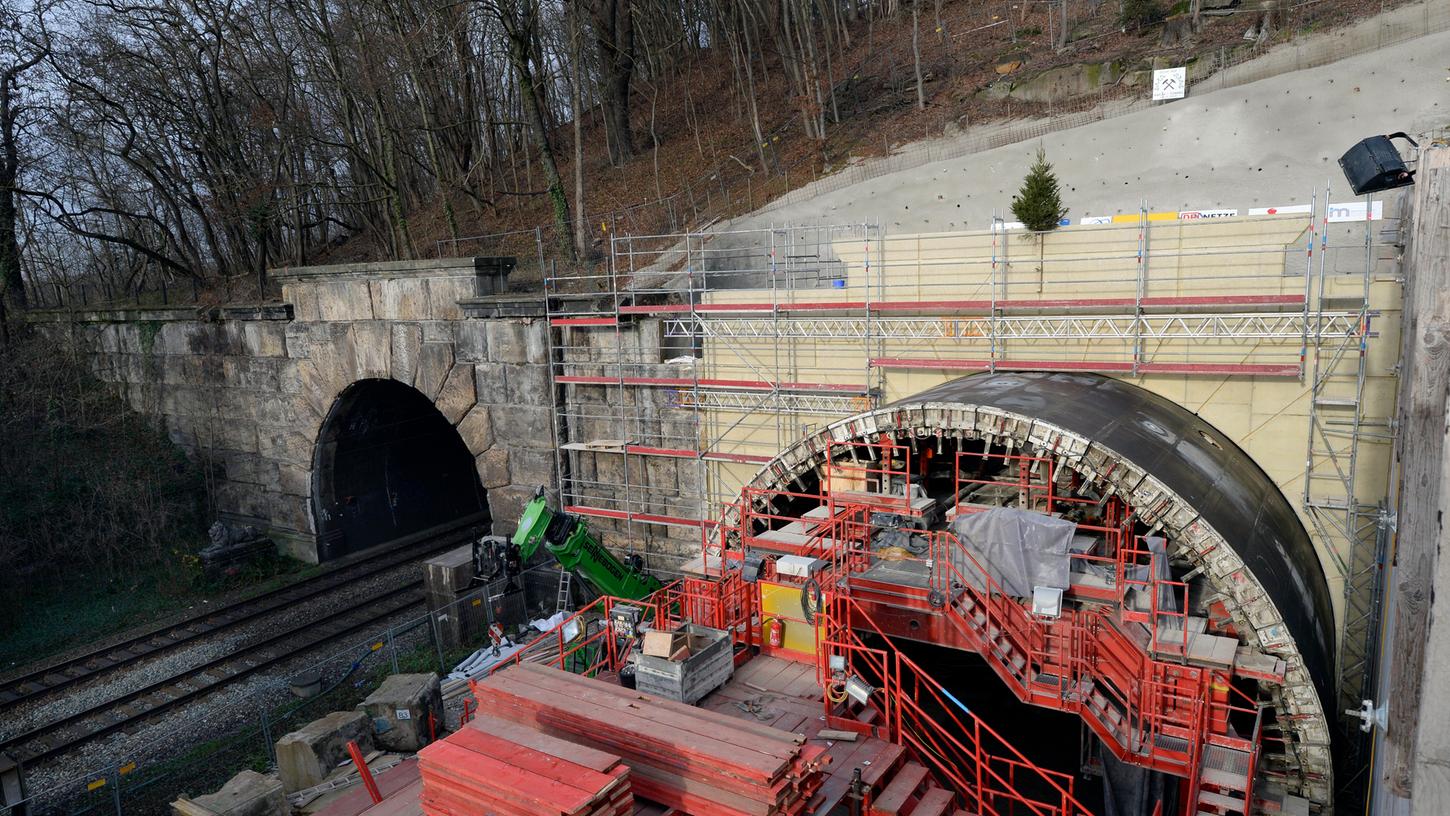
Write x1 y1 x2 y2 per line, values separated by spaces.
0 0 50 331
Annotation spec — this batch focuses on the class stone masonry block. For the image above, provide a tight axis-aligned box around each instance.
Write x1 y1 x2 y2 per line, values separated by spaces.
508 447 556 487
476 448 510 489
455 321 489 363
315 280 375 322
504 363 552 407
456 405 494 454
425 276 472 321
489 484 544 529
421 320 455 344
275 710 373 793
523 320 550 363
372 278 430 321
473 363 505 403
486 320 530 363
350 323 391 380
241 322 288 357
390 323 423 387
172 769 286 816
434 364 476 425
415 343 453 401
356 673 443 752
491 405 553 449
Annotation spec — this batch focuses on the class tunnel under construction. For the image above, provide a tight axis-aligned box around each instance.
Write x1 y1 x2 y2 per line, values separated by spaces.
537 196 1406 815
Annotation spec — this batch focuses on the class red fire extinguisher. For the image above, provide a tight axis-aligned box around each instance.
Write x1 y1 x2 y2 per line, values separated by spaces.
765 617 785 648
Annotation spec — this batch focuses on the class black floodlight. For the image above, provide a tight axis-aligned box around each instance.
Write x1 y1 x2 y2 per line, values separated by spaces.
1338 133 1418 196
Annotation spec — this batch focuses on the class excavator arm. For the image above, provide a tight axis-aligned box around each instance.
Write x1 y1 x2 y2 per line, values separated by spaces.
511 491 663 600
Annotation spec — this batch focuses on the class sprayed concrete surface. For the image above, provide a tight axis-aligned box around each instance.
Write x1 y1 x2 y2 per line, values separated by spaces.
734 14 1450 232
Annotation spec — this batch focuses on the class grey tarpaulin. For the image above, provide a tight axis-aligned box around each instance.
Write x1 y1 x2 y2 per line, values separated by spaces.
947 508 1076 597
1101 746 1177 816
1123 535 1177 614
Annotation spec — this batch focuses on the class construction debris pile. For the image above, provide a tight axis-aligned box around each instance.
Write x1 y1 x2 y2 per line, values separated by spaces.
462 663 830 816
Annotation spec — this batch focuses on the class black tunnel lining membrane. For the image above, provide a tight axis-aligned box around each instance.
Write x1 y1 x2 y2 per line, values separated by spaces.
886 371 1335 712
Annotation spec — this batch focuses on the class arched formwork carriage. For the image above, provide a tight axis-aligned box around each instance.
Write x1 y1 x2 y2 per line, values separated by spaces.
718 371 1335 811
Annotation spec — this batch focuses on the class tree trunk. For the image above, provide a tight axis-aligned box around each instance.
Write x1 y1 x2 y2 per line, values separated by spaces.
501 4 575 264
911 0 926 111
0 73 29 315
569 1 588 259
588 0 636 165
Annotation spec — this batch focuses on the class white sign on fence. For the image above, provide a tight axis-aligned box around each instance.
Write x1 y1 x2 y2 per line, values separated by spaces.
1152 67 1186 101
1248 201 1383 222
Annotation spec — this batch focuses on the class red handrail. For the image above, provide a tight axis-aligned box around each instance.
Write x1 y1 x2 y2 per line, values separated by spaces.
822 594 1095 816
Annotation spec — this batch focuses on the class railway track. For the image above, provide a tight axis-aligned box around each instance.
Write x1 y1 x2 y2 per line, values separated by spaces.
0 511 487 710
0 512 489 766
1 584 426 765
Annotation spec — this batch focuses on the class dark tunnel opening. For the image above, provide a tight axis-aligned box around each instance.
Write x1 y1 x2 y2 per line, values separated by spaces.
312 378 487 561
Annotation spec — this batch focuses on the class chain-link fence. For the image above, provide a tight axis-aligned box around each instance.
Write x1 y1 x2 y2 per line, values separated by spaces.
4 566 570 816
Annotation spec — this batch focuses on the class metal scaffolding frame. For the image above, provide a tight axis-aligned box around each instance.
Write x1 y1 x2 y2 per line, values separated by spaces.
1296 186 1400 803
542 204 1397 674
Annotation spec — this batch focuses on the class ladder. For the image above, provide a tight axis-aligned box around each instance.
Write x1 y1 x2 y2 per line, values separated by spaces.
556 570 572 614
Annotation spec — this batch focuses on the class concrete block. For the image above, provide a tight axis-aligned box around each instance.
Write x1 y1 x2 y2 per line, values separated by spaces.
357 673 444 752
457 405 494 454
172 769 286 816
435 364 476 425
274 710 373 793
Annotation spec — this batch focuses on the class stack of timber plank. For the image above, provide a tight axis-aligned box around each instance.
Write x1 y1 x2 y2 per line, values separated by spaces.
470 663 829 816
418 712 632 816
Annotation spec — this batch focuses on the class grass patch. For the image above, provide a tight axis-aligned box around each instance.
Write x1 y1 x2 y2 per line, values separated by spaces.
0 554 315 673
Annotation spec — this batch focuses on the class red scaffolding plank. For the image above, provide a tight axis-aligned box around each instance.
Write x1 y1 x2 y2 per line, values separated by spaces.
870 358 1301 377
555 375 867 393
550 317 619 327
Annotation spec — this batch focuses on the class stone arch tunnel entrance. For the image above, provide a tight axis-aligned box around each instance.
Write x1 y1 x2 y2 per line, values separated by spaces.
312 378 487 560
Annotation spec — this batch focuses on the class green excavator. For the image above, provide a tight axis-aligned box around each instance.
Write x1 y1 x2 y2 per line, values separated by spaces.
510 488 663 600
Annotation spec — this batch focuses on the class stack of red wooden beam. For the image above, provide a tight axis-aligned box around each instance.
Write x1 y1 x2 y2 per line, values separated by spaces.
469 663 829 816
418 712 633 816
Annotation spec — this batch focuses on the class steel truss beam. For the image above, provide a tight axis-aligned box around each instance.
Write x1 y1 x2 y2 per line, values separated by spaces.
664 311 1365 342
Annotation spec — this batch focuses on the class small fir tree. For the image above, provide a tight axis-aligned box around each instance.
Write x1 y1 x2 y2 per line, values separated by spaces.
1011 147 1069 232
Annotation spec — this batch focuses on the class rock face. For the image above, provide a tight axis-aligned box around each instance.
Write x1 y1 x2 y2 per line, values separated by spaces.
171 770 287 816
357 673 445 752
274 710 374 793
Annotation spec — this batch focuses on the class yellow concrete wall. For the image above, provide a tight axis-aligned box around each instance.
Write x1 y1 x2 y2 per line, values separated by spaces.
697 216 1402 626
